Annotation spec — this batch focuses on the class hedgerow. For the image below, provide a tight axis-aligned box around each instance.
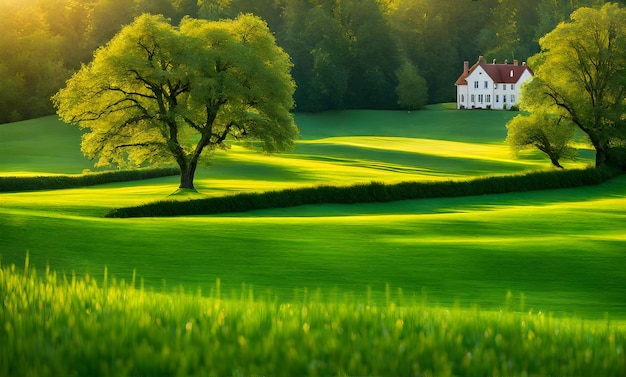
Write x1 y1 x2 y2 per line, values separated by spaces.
0 167 179 192
105 167 621 218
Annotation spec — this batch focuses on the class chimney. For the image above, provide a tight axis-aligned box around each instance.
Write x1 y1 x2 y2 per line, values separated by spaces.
493 59 497 64
478 55 486 65
504 59 508 65
514 59 519 66
522 62 526 66
464 61 469 75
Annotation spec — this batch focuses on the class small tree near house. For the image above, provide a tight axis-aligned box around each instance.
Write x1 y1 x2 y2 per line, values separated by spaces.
395 62 428 111
506 112 577 169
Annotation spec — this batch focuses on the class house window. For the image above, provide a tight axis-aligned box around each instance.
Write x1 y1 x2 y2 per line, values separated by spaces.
494 83 498 89
471 94 475 102
474 81 479 89
503 95 507 102
511 84 515 90
484 81 488 89
511 95 515 103
460 94 464 103
495 95 499 103
503 85 506 90
486 95 491 103
478 94 484 103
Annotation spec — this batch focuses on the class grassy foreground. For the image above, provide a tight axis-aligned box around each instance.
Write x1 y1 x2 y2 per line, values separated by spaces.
2 261 624 377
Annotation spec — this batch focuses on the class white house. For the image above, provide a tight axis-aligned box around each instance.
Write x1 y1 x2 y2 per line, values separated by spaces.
455 56 533 110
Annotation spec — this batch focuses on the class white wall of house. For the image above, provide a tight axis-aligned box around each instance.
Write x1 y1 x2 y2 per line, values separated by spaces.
464 66 495 109
457 84 469 109
492 70 533 110
455 59 533 110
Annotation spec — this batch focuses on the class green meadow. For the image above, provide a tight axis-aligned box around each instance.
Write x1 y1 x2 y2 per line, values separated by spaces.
3 263 625 377
1 104 623 317
1 104 625 375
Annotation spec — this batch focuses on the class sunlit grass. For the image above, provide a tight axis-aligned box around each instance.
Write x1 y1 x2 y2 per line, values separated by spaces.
2 262 624 377
301 137 512 160
1 105 625 374
2 175 625 319
0 105 623 322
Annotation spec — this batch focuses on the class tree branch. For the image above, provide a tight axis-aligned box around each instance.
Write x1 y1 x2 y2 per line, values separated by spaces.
107 85 157 100
114 141 164 150
212 121 235 144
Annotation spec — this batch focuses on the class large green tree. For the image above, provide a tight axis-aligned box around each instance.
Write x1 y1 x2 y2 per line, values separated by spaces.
519 3 626 167
53 13 297 190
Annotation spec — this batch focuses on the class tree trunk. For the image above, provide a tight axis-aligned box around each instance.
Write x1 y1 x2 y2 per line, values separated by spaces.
550 157 564 169
587 132 609 168
178 135 209 191
595 145 608 168
179 163 197 191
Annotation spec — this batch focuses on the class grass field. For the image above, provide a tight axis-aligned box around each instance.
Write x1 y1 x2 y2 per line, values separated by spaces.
2 104 626 375
0 104 623 321
2 263 624 377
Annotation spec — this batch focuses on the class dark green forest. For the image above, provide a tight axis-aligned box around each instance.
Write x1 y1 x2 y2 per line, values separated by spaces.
0 0 622 123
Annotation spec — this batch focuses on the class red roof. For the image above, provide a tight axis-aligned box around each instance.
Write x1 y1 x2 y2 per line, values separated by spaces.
455 56 533 86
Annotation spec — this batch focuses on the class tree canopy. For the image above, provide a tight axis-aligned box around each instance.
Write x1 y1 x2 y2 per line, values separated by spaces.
53 14 297 190
3 0 626 123
506 112 578 169
395 62 428 111
511 3 626 168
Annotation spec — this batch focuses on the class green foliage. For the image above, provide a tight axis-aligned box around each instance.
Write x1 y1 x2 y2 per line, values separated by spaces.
2 262 625 377
105 167 620 217
0 167 179 192
506 112 578 168
3 0 624 122
53 13 297 190
280 0 399 110
283 5 351 111
395 62 428 111
0 2 71 123
534 0 606 41
87 0 136 49
521 3 626 167
475 0 523 59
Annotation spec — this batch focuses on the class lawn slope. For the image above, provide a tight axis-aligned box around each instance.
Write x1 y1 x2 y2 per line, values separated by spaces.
1 104 624 321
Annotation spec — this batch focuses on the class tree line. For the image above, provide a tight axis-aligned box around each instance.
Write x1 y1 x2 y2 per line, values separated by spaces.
1 0 623 123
